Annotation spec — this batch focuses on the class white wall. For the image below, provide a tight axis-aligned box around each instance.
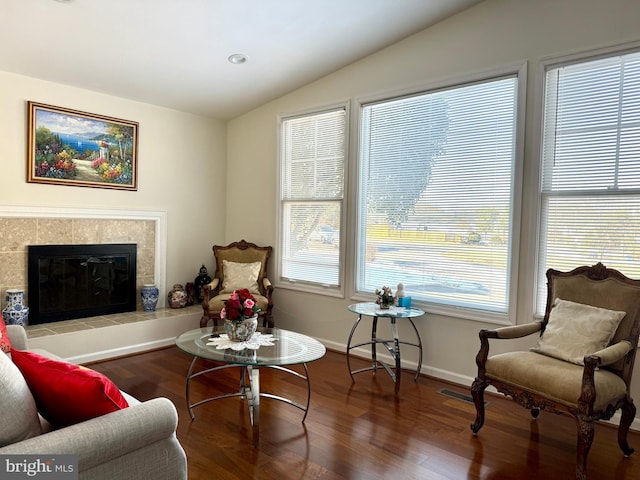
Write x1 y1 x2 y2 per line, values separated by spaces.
0 69 227 343
226 0 640 426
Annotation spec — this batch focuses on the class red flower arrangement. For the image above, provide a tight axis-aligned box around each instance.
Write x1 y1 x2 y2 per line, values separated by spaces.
221 288 262 323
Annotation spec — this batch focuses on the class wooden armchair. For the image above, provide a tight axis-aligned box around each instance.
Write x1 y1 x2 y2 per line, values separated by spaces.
471 263 640 480
200 240 274 328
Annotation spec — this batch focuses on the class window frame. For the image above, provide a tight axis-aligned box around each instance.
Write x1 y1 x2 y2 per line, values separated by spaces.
275 102 349 298
533 41 640 317
350 64 527 325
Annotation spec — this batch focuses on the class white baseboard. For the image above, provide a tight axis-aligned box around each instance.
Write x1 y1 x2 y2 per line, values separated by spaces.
68 337 178 364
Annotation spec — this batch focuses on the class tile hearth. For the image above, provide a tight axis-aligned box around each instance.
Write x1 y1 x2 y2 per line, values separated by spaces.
24 305 202 338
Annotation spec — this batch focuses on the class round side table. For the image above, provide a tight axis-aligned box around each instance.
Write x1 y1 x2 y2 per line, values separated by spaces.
346 302 425 394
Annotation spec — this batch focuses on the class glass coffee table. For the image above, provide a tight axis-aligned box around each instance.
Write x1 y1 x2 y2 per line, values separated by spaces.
175 327 326 447
346 302 425 394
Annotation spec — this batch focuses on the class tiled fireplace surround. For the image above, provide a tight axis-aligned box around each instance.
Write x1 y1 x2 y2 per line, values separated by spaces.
0 206 192 341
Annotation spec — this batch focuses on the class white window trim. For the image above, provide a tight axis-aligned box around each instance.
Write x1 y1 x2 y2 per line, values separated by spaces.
348 62 528 325
275 101 350 298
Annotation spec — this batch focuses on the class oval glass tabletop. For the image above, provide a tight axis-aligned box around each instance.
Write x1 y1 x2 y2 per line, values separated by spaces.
175 327 326 366
347 302 425 318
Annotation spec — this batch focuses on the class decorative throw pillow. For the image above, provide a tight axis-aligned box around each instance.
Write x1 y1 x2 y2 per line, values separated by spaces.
0 314 12 353
530 298 626 365
0 350 42 446
221 260 261 294
10 349 129 428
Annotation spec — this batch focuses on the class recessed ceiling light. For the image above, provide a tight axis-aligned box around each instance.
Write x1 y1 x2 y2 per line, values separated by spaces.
228 54 248 65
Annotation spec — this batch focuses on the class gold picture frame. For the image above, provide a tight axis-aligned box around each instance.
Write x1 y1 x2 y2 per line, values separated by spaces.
27 101 138 190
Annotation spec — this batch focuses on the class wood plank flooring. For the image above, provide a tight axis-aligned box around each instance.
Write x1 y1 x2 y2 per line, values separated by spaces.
90 347 640 479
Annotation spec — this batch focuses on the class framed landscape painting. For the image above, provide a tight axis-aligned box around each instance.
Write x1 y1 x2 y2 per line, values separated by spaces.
27 102 138 190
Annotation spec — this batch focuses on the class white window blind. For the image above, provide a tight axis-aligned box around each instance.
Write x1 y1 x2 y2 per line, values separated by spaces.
279 108 346 289
537 50 640 314
357 75 519 313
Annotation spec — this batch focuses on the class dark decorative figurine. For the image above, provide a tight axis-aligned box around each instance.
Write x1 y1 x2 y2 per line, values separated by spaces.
194 265 212 304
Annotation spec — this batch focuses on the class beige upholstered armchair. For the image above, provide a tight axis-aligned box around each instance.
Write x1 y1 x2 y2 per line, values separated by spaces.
200 240 274 328
471 263 640 480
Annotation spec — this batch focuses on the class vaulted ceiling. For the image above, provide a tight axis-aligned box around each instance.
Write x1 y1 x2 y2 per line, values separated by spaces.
0 0 483 119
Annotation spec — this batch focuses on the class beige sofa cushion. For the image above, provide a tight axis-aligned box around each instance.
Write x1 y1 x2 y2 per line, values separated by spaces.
0 352 42 446
530 298 625 365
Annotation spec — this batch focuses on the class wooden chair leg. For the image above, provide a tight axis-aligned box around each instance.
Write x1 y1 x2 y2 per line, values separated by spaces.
470 377 488 434
618 397 636 456
200 315 218 328
258 310 274 328
576 416 595 480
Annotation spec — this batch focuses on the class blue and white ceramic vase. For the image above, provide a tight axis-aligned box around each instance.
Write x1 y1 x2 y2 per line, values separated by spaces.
2 289 29 326
141 284 159 312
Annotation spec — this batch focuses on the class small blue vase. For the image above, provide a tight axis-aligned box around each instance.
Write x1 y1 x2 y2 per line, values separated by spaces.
2 289 29 326
141 284 159 312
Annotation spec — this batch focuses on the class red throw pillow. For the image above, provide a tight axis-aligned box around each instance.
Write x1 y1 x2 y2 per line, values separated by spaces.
0 314 12 353
10 349 129 428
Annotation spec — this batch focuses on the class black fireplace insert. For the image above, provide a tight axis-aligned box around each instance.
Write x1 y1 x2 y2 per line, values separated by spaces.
27 244 137 325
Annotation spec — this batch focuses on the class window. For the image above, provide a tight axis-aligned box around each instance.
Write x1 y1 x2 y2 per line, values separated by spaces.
356 73 521 316
278 107 347 292
537 49 640 314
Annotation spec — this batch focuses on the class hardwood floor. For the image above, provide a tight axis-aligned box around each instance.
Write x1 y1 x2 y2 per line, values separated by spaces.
90 347 640 479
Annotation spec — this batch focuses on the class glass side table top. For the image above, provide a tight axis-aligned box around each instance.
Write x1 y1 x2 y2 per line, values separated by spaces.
347 302 425 318
176 327 326 366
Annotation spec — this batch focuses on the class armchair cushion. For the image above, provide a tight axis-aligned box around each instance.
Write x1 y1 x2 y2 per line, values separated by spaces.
494 321 542 339
486 351 627 410
221 260 261 294
591 340 633 366
0 350 42 446
530 298 626 365
10 349 129 428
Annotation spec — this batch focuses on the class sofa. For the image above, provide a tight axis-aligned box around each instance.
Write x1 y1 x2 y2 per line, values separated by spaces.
0 324 187 480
